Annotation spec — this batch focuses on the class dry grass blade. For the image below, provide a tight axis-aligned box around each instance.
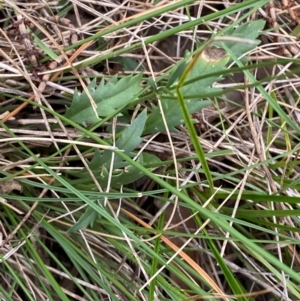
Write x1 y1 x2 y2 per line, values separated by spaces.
1 0 300 300
118 205 229 301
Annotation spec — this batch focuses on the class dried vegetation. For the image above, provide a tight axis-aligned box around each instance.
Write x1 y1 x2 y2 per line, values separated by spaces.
1 0 300 301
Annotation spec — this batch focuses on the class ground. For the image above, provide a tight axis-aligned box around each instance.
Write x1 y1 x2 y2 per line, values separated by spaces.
1 1 300 301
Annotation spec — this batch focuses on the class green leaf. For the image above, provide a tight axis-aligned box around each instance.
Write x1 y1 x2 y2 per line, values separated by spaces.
216 20 266 61
145 46 229 135
166 58 188 88
150 20 265 135
111 109 147 169
109 159 145 187
65 79 99 126
180 46 230 97
95 148 113 170
65 74 143 125
88 109 147 171
116 109 146 155
68 206 98 233
102 110 147 169
142 152 162 165
68 110 147 188
89 155 145 188
144 99 212 134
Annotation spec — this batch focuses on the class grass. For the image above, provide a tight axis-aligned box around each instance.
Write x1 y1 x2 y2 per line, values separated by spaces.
1 0 300 300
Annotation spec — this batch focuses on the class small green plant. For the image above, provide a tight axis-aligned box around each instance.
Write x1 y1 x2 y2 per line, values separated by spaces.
3 0 300 300
64 20 265 191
